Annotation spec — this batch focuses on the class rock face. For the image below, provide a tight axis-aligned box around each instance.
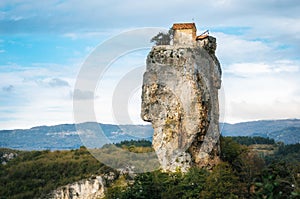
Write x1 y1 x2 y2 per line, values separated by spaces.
141 24 222 172
49 176 105 199
1 152 17 165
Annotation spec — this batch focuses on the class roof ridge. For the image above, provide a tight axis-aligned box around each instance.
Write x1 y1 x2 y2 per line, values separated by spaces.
172 23 196 30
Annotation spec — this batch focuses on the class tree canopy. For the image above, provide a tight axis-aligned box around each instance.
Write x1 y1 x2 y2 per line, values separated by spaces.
150 28 173 45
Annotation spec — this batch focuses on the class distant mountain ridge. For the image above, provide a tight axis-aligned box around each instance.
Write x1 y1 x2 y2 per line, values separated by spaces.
221 119 300 144
0 119 299 150
0 123 153 151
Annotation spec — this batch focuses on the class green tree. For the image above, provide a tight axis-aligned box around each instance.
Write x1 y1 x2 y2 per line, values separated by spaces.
200 162 240 199
169 167 208 199
220 136 247 165
0 148 113 199
150 28 173 45
235 152 265 198
255 161 299 199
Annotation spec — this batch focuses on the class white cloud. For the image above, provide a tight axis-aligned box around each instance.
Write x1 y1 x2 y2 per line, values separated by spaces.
222 59 300 123
2 85 14 92
73 89 94 100
215 32 274 64
62 33 78 40
225 61 299 76
48 78 70 87
62 31 115 40
226 100 300 123
0 63 78 129
226 63 272 75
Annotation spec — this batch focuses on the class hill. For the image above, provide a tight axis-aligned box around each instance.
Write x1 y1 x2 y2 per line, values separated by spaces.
1 119 300 150
1 139 299 198
221 119 300 144
0 123 153 150
259 127 300 144
0 147 116 198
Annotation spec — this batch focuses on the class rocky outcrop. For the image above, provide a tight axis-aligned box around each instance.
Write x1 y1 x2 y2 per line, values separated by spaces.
1 151 17 165
141 35 222 172
48 172 117 199
49 176 104 199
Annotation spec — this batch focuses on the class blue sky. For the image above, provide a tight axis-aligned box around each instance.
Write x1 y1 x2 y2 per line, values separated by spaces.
0 0 300 129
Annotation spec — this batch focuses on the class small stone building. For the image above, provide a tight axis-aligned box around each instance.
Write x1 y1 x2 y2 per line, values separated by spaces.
172 23 197 46
172 23 216 54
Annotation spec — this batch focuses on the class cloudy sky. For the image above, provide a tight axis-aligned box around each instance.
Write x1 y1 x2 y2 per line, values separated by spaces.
0 0 300 130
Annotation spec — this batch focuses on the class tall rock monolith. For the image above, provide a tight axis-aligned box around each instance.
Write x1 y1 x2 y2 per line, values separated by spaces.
141 23 222 172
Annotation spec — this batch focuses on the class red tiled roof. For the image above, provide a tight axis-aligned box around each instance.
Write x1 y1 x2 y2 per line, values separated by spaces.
172 23 196 30
196 34 209 40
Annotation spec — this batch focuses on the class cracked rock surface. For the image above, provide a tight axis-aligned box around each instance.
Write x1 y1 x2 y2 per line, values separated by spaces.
141 39 222 172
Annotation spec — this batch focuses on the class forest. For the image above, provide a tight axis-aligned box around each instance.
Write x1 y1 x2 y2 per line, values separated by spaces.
106 137 300 199
0 136 300 199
